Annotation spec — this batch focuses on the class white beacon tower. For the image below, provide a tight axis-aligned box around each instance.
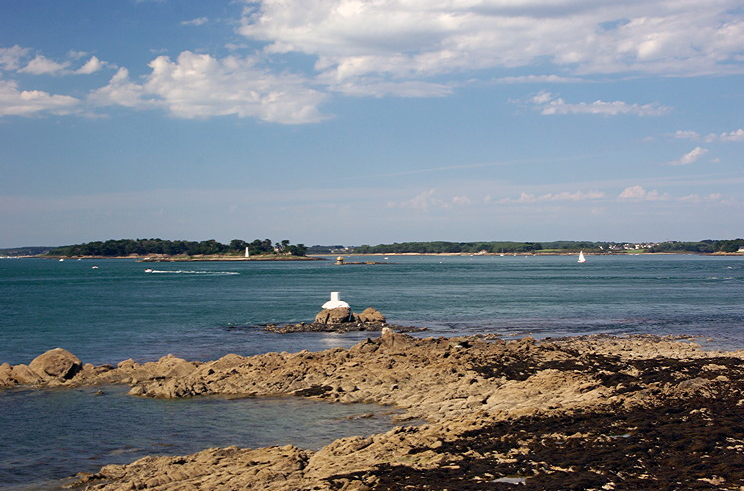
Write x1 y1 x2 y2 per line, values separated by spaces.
322 292 349 309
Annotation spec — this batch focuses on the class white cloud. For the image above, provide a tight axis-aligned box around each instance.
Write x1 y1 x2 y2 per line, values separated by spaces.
718 129 744 141
493 75 584 84
181 17 209 26
618 185 668 200
451 195 473 206
665 146 708 166
391 189 480 211
499 190 606 203
5 0 743 122
90 51 329 124
89 67 148 109
393 189 445 211
526 91 670 116
0 45 31 70
2 49 108 76
19 54 70 75
673 130 700 140
331 79 452 97
238 0 744 89
76 56 104 75
681 193 726 203
0 80 79 117
705 128 744 142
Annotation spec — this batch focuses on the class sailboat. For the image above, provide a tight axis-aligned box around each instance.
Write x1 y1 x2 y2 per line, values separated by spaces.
578 251 586 263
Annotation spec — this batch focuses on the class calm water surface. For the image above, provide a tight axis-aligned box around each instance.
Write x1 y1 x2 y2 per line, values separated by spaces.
1 254 743 489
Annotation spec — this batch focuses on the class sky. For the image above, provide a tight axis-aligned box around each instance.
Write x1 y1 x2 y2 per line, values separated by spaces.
1 0 743 248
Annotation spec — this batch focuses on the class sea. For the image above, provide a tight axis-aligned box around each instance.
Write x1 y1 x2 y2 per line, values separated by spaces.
1 254 743 489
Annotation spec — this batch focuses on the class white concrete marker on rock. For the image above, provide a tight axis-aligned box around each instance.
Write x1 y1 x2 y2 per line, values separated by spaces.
322 291 350 309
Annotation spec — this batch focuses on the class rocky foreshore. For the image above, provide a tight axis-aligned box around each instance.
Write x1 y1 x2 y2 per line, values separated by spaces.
3 332 744 490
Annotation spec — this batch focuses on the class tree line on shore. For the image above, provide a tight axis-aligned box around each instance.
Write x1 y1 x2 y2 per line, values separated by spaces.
646 239 744 253
7 238 743 258
47 238 308 257
351 239 744 254
353 241 545 254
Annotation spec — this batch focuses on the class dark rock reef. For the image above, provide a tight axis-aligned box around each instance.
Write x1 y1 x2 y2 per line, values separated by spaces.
264 306 427 333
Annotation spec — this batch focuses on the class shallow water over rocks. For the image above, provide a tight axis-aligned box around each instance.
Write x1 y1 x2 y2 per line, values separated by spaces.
0 385 405 490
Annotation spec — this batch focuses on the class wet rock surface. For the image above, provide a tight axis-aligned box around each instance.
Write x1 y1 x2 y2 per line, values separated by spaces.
3 333 744 490
340 385 744 490
264 306 427 333
263 321 427 333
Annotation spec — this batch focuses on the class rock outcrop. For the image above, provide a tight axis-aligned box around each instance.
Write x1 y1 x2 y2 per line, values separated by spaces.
314 306 354 324
3 335 744 490
265 306 405 333
355 307 385 323
29 348 82 381
64 333 744 491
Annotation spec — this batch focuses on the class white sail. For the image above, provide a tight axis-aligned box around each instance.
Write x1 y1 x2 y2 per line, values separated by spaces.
578 251 586 263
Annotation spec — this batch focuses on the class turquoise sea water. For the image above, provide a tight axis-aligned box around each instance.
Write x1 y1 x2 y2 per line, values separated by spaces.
1 254 744 489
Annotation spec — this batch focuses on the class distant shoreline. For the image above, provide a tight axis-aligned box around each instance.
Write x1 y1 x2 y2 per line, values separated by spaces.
313 251 743 257
8 251 743 261
38 254 324 262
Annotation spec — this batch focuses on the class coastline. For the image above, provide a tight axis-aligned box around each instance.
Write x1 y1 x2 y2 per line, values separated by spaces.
11 251 743 261
4 331 744 490
318 251 743 257
37 254 325 262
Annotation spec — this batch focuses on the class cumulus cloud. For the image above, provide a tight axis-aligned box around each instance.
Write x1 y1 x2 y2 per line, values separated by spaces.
499 190 606 204
681 193 726 203
526 91 670 116
0 80 79 117
0 45 31 70
2 48 108 77
717 129 744 141
672 128 744 142
705 128 744 142
90 51 328 124
89 67 148 109
238 0 744 88
618 185 668 200
75 56 104 75
393 188 607 210
19 54 70 75
5 0 744 122
665 146 709 166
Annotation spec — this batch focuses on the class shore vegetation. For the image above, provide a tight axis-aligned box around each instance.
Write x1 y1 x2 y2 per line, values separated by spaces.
351 239 744 255
46 238 308 258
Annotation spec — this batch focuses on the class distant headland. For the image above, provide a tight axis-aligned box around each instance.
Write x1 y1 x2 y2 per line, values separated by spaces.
20 238 320 262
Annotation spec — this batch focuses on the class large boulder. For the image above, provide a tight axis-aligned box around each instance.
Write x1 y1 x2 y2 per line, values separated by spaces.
358 307 386 323
29 348 83 381
314 307 353 324
11 364 44 385
0 363 13 388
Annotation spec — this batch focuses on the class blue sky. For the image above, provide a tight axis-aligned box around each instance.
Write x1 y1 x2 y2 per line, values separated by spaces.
1 0 743 247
